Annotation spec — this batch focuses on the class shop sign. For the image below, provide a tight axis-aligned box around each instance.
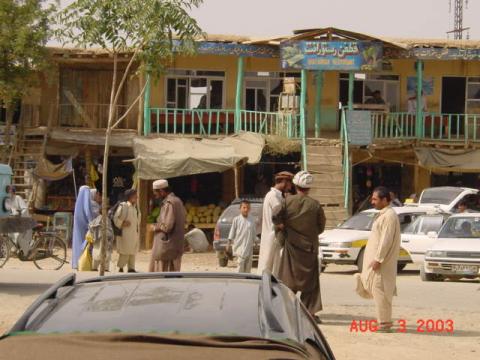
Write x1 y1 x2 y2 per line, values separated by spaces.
173 40 279 58
412 47 480 61
280 41 383 71
346 110 372 146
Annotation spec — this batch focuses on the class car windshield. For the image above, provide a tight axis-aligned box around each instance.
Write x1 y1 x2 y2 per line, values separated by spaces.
339 212 376 231
438 216 480 239
403 215 445 235
220 203 262 223
419 188 463 205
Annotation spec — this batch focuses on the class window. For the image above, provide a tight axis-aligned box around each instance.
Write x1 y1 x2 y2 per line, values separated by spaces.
467 77 480 114
244 72 300 112
165 70 225 109
404 215 445 235
339 212 376 231
419 188 463 205
339 73 400 111
439 216 480 239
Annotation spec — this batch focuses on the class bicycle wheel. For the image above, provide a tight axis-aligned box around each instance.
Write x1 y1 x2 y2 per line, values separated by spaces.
33 235 66 270
0 234 10 268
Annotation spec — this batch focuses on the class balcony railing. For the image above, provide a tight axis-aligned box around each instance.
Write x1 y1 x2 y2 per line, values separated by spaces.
147 108 301 138
371 112 480 144
58 103 132 129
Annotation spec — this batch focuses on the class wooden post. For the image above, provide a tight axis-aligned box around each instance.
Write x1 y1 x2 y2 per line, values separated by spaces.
234 164 240 198
143 74 151 136
137 73 145 136
235 57 245 133
348 72 354 111
416 60 424 138
315 71 323 138
300 69 308 170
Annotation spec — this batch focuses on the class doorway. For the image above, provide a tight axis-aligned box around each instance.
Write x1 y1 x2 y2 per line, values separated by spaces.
442 77 466 114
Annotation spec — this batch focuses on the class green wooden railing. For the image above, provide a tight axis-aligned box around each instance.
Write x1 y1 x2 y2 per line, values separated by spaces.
147 107 301 138
371 112 480 143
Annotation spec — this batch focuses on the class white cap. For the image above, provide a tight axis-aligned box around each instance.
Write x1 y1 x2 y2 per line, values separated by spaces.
293 171 314 189
153 179 169 190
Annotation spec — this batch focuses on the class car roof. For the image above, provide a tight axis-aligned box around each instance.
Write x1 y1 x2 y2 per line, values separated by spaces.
11 272 313 346
231 197 264 205
422 186 478 193
448 212 480 218
363 206 440 215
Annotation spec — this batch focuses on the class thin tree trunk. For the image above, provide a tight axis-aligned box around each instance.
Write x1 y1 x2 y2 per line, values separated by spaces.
2 105 14 164
99 53 118 276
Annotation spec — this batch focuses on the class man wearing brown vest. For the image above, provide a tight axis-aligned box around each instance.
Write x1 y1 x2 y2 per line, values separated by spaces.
149 179 187 272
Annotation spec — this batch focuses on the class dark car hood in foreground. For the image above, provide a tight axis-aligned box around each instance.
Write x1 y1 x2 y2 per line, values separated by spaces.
0 333 328 360
27 278 264 336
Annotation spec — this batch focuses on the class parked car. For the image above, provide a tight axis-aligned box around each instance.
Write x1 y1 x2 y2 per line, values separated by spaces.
213 198 263 267
319 206 437 272
421 213 480 281
0 272 335 360
401 212 451 264
417 186 479 212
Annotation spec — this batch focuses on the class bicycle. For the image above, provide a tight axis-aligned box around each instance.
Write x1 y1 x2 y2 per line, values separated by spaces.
0 224 67 270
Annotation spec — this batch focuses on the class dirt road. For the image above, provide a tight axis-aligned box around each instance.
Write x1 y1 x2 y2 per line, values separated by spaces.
1 251 479 359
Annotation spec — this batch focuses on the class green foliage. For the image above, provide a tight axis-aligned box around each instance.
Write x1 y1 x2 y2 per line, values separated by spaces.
0 0 55 105
55 0 204 78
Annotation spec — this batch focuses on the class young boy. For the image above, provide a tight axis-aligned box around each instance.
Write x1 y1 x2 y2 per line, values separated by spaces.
228 200 257 273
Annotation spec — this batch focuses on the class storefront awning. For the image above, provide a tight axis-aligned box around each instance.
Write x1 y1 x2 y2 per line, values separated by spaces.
50 129 136 148
415 147 480 173
132 132 265 180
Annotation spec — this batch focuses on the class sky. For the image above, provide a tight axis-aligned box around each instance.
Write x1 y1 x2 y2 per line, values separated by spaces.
188 0 480 40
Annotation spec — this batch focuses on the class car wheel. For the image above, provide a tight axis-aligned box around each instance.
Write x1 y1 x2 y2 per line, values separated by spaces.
321 264 327 273
218 257 228 267
356 248 365 272
420 266 443 281
397 263 407 272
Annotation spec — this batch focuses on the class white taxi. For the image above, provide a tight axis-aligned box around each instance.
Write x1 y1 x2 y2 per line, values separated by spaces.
421 213 480 281
319 206 437 272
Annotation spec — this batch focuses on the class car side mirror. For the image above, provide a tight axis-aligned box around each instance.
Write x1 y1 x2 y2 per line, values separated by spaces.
427 231 438 238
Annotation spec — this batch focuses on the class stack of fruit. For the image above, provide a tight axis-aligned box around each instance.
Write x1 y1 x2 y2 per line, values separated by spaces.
185 203 223 225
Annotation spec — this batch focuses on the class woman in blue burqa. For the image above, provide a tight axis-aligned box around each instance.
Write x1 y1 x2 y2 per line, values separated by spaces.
71 186 101 269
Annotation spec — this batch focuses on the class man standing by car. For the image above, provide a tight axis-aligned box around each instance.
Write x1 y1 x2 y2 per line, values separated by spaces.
354 186 401 332
149 180 186 272
274 171 326 321
257 171 293 276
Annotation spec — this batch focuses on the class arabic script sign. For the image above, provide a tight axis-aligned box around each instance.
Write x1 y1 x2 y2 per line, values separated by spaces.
280 41 383 71
173 40 279 58
412 47 480 61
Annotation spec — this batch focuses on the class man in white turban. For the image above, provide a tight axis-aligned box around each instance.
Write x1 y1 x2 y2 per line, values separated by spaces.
149 179 186 272
273 171 326 322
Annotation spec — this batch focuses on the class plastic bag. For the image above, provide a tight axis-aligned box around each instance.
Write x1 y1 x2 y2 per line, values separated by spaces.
78 232 94 272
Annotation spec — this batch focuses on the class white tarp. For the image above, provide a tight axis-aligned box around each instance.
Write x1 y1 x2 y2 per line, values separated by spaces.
415 147 480 172
133 132 265 180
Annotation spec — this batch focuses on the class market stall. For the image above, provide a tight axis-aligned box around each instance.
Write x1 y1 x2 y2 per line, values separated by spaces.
132 132 265 248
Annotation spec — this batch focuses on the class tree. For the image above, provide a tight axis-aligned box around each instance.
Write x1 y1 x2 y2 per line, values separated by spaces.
0 0 54 162
56 0 204 275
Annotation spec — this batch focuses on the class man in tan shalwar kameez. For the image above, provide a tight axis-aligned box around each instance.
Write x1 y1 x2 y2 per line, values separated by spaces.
274 171 326 322
354 186 401 332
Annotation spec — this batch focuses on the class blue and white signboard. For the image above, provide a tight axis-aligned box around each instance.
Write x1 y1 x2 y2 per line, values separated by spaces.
281 41 383 71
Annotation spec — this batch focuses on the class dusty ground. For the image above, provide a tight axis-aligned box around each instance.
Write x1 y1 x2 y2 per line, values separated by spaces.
1 251 479 360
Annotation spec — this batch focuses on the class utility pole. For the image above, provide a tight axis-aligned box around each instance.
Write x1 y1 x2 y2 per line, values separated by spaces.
447 0 470 40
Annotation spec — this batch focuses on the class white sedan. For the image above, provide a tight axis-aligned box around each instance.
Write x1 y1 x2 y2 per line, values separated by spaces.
421 213 480 281
401 213 450 264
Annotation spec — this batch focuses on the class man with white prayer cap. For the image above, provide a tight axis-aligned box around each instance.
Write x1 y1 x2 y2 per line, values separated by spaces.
273 171 326 322
149 179 187 272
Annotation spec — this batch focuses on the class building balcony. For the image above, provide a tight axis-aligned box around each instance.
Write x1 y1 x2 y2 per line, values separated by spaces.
146 108 301 138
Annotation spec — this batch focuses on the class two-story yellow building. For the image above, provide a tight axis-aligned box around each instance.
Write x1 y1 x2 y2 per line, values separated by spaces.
6 27 480 246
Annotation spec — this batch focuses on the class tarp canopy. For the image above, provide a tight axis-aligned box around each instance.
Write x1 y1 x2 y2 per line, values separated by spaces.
415 147 480 173
133 132 265 180
33 157 73 181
